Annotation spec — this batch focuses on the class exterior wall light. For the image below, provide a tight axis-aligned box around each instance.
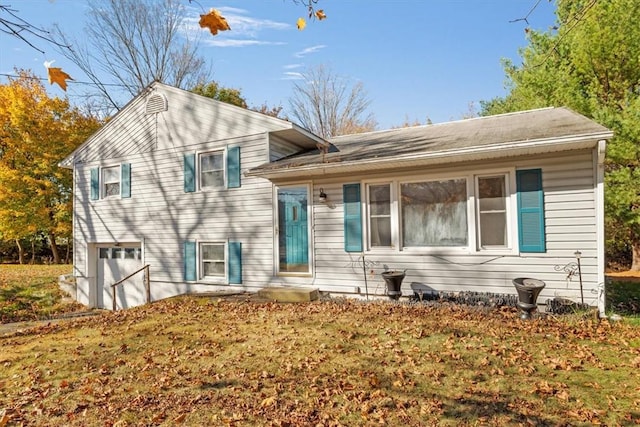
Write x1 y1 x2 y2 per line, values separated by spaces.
319 188 327 202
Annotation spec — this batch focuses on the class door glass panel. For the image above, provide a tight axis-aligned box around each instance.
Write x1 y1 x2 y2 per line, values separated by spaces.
277 186 309 273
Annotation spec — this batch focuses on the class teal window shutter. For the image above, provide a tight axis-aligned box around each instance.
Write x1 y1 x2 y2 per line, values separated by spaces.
184 241 196 281
343 184 363 252
90 168 99 200
227 146 240 188
228 241 242 284
184 153 196 193
121 163 131 198
516 169 546 253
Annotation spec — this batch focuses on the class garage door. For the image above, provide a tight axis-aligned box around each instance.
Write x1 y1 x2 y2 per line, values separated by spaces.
97 245 143 309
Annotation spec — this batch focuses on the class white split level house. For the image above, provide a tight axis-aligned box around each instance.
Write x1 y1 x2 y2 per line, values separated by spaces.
60 82 613 314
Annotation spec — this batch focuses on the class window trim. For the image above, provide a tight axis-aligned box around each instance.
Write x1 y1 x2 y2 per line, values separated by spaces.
474 173 513 251
362 168 518 255
199 241 228 283
198 149 226 191
363 180 398 252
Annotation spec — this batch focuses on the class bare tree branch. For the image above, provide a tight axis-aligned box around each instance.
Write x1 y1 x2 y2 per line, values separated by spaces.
51 0 211 113
0 4 70 54
289 65 376 138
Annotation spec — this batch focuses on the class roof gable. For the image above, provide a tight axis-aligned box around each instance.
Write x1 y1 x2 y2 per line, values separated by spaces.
61 82 318 167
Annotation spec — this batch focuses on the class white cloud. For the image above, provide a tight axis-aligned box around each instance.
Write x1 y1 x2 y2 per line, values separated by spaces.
283 64 303 70
281 71 304 80
201 39 286 48
294 45 326 58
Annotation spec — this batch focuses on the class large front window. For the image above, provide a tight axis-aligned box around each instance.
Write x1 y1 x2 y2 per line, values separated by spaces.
401 179 468 247
364 172 512 252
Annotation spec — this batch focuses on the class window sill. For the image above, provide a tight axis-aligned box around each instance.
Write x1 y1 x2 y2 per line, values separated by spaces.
366 247 518 257
197 279 228 285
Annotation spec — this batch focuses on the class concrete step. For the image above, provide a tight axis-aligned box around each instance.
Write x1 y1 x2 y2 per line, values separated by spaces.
257 287 319 303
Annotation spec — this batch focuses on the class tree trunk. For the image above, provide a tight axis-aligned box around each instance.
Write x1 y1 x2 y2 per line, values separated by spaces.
631 239 640 271
49 233 61 264
16 239 24 265
30 240 35 264
65 238 71 264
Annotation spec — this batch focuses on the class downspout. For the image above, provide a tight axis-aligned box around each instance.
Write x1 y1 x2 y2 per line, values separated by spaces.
596 140 607 317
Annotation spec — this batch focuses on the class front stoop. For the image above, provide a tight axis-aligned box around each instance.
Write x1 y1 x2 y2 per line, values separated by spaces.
257 287 319 303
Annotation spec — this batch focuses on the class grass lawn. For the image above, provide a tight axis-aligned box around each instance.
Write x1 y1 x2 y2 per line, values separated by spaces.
0 264 84 323
1 297 639 426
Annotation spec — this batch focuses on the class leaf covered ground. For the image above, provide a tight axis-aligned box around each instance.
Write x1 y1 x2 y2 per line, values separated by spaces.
0 265 84 323
1 298 639 426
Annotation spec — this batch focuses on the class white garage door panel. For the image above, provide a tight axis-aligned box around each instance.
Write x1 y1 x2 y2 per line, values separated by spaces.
97 246 143 309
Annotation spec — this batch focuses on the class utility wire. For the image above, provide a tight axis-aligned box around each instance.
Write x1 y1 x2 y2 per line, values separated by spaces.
0 72 135 88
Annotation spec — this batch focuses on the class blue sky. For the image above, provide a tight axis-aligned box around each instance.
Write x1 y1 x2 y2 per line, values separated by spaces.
0 0 557 129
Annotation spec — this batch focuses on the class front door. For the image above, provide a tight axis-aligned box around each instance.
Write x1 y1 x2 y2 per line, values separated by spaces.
277 186 309 273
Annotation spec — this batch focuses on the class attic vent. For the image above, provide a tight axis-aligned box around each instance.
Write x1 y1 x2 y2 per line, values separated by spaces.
145 93 168 114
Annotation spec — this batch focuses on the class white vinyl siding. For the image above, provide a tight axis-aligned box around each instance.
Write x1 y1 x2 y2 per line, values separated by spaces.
73 133 276 304
307 151 599 304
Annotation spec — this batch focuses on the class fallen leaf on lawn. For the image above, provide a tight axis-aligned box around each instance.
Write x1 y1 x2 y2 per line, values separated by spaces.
261 396 277 407
0 412 10 427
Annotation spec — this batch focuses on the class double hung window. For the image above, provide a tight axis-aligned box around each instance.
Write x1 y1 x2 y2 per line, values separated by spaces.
200 242 226 280
200 151 225 189
102 166 121 198
368 184 392 247
90 164 131 200
477 175 508 248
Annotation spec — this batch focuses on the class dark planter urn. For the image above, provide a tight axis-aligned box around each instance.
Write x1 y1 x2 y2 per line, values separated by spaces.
512 278 546 319
381 271 406 300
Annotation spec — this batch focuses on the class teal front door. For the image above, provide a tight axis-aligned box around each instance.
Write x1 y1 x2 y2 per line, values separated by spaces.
277 186 309 273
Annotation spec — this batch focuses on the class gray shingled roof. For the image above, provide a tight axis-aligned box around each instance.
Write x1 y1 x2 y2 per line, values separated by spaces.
247 107 612 178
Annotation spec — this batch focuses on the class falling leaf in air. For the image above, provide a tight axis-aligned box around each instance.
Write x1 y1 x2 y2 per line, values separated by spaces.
315 9 327 20
199 8 230 35
44 62 73 91
297 17 306 30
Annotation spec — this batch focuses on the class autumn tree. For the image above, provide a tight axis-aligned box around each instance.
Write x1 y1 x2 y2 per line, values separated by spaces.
51 0 211 113
288 65 376 138
0 71 102 263
481 0 640 270
191 82 247 108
